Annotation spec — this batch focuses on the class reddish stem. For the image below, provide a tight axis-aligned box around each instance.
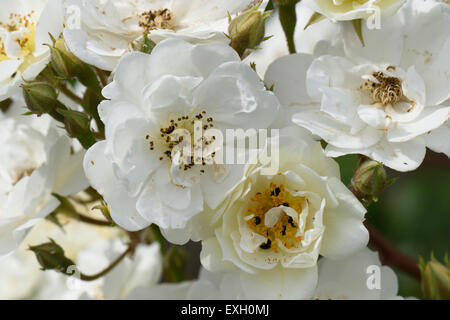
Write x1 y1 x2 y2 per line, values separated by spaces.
364 222 421 280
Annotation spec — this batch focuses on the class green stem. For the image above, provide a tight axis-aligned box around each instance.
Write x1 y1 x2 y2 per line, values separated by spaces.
59 84 83 105
53 194 113 227
278 4 297 54
365 222 421 280
72 212 114 227
80 245 133 281
95 68 109 88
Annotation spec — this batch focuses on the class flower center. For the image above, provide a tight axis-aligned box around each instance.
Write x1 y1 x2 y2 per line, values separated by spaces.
139 9 174 33
363 70 403 106
246 183 303 253
145 110 216 171
0 12 36 61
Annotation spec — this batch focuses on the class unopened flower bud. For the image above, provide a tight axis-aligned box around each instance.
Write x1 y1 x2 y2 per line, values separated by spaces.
47 38 79 79
419 254 450 300
29 239 75 275
22 81 66 120
352 159 390 201
228 4 271 58
57 108 96 149
48 38 102 90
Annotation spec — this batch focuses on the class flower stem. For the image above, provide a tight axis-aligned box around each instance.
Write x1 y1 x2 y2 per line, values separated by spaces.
278 3 297 54
59 84 83 105
365 222 421 280
73 212 114 227
53 193 114 227
95 68 109 87
79 245 134 281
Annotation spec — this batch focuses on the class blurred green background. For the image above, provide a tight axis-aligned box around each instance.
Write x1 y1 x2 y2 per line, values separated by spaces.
336 152 450 298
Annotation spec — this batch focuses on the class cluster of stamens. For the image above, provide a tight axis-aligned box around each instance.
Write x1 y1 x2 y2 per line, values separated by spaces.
139 9 174 33
363 70 403 106
0 11 36 60
145 110 216 172
246 183 303 253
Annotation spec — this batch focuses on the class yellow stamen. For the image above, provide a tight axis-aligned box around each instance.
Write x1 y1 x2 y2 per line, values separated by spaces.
363 71 403 106
246 183 303 252
139 9 174 33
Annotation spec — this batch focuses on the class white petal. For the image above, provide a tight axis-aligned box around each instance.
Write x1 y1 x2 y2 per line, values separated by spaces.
83 141 149 231
320 177 368 259
53 149 89 197
341 14 404 65
425 121 450 157
240 265 318 300
357 104 390 130
264 53 314 106
315 247 399 300
399 1 450 105
306 55 358 102
63 29 120 71
136 166 203 230
102 52 152 103
200 237 237 273
325 137 427 172
387 106 450 142
293 107 383 149
35 0 64 54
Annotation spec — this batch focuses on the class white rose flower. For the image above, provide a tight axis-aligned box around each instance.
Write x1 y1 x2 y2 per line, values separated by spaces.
0 98 88 257
200 127 368 299
83 39 279 242
314 247 402 300
131 248 402 300
0 0 64 101
266 0 450 171
63 0 267 71
302 0 406 21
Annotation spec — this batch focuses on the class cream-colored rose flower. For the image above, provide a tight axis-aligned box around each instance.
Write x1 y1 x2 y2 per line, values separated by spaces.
63 0 268 71
200 127 369 299
0 0 64 101
303 0 406 21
